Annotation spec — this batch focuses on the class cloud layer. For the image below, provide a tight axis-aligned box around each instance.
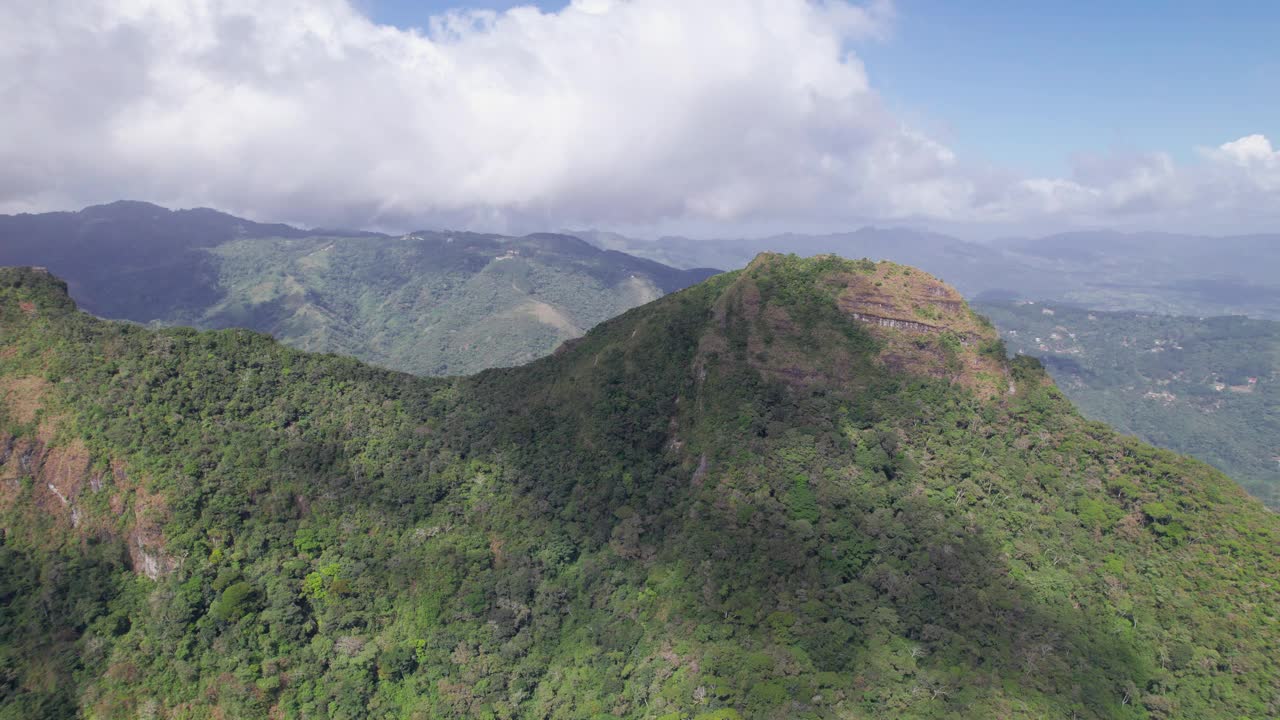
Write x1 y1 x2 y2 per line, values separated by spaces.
0 0 1276 234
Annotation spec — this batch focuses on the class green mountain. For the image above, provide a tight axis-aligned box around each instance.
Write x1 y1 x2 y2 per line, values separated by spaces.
977 300 1280 509
193 232 717 376
0 200 337 322
2 260 1278 719
0 202 717 375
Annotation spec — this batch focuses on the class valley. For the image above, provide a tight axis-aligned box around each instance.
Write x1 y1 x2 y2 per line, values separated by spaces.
578 228 1280 320
977 301 1280 509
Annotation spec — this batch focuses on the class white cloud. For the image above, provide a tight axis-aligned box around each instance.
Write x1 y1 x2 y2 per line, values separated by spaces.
1205 134 1280 194
1215 134 1277 166
0 0 1275 234
984 138 1280 233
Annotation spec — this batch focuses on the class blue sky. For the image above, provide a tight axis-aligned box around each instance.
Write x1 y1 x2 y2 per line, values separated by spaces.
860 0 1279 176
366 0 1278 177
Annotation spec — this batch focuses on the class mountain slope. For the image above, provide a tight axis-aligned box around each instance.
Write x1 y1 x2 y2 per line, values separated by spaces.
0 203 716 375
0 200 319 321
977 300 1280 509
197 231 717 375
1 261 1278 719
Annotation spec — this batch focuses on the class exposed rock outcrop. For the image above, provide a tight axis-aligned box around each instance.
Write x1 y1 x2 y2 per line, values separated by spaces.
847 312 941 334
0 375 177 579
699 254 1008 398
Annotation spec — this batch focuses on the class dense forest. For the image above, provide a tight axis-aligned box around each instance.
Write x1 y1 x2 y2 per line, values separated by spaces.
194 232 715 376
978 300 1280 509
1 259 1278 718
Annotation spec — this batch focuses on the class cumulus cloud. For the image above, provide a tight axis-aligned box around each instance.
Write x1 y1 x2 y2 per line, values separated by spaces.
980 137 1280 234
0 0 1275 234
1204 135 1280 195
0 0 913 228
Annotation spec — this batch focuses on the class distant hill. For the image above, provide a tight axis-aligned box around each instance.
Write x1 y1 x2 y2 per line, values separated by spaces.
0 200 319 320
978 300 1280 509
0 202 717 375
2 260 1277 718
196 232 718 375
580 227 1280 320
991 231 1280 317
572 227 1036 301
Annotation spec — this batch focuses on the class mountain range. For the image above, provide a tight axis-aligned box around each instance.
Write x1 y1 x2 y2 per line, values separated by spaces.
0 202 716 375
7 202 1280 373
6 202 1280 510
2 259 1278 718
576 227 1280 319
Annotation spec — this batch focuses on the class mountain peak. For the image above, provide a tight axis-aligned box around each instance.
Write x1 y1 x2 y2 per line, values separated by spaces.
79 199 169 215
0 266 76 314
710 254 1009 396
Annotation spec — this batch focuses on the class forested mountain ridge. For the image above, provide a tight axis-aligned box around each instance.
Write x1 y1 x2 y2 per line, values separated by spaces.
194 231 717 375
977 300 1280 509
0 201 319 321
0 202 717 375
2 260 1278 719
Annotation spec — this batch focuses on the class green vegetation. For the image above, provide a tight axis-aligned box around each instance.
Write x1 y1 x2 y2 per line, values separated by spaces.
186 233 713 376
0 202 715 376
978 300 1280 508
2 260 1278 719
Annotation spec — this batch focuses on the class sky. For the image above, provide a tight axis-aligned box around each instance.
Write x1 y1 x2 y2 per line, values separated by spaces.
858 1 1280 177
1 0 1277 238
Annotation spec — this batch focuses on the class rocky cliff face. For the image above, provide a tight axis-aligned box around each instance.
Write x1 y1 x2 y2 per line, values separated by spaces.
0 430 176 580
832 258 1010 396
0 281 176 580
